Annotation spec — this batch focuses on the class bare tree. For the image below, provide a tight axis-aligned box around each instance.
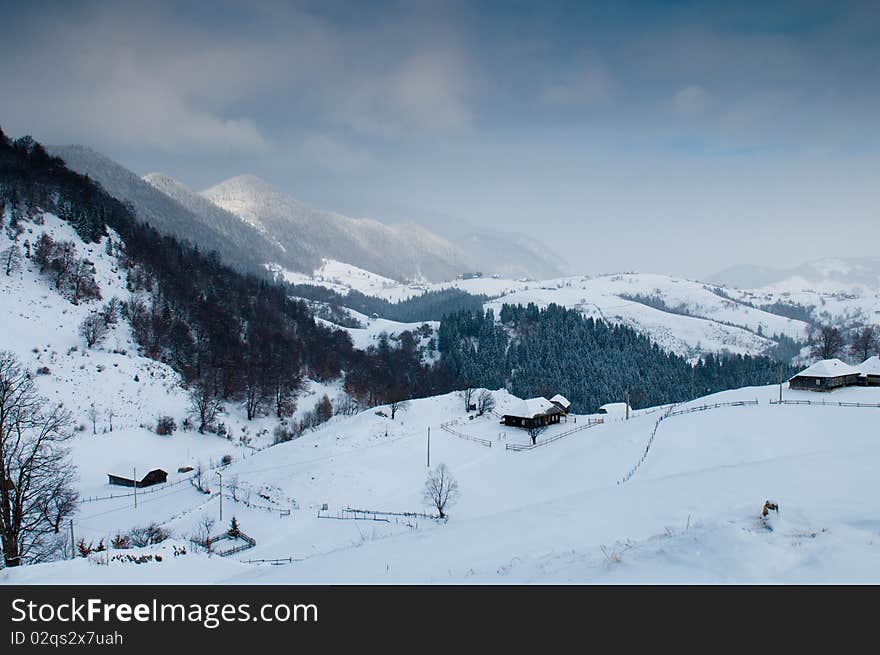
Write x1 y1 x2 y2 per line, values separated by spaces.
79 313 107 348
227 475 240 502
389 398 410 420
422 463 460 519
190 514 216 552
850 326 879 363
526 424 548 446
1 244 22 276
0 351 78 567
189 379 222 434
460 387 475 412
809 324 845 360
38 461 79 535
477 390 495 416
106 408 115 433
87 402 99 435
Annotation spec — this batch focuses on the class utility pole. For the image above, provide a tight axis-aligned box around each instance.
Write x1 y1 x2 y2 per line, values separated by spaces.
625 387 630 420
69 519 75 560
133 467 137 509
216 471 223 522
691 365 696 400
427 427 431 468
779 363 783 403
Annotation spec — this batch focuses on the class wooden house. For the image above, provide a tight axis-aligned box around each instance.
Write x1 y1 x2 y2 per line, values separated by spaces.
549 394 572 415
788 359 861 391
502 397 563 429
108 468 168 488
857 356 880 386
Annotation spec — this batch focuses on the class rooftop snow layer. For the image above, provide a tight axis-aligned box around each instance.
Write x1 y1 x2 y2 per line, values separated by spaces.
857 355 880 377
791 358 861 379
550 394 571 409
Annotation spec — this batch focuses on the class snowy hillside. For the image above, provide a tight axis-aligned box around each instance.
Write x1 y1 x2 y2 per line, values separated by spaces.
284 265 811 358
0 210 348 506
46 146 285 275
202 175 471 282
4 373 880 583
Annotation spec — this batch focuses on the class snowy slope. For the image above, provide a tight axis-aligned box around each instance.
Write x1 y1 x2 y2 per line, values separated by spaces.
201 175 471 282
0 211 348 503
4 367 880 584
282 265 811 357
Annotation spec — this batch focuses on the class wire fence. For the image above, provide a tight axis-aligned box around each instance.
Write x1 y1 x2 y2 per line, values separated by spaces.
618 399 759 485
439 421 493 447
79 474 197 504
505 419 603 451
316 506 445 528
770 399 880 408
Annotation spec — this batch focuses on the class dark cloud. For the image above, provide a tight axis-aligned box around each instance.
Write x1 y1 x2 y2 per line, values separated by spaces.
1 0 878 277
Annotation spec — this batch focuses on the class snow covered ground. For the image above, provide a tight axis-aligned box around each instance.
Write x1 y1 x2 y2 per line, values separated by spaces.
3 211 879 585
3 377 880 584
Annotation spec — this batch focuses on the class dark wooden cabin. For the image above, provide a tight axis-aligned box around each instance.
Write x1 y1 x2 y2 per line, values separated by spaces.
108 468 168 488
857 356 880 387
788 359 861 391
502 397 563 429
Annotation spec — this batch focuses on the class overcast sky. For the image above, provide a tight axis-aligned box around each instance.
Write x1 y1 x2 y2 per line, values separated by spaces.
2 0 878 278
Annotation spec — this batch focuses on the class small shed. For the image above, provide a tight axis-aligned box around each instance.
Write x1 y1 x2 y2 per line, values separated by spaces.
598 402 631 417
789 359 861 391
108 468 168 488
502 397 563 429
549 394 572 415
856 356 880 386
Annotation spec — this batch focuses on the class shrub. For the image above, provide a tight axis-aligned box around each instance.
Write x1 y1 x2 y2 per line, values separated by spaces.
129 523 171 547
156 415 177 436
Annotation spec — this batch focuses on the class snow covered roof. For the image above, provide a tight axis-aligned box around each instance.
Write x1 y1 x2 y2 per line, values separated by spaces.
790 358 861 379
550 394 571 409
857 356 880 377
507 397 561 419
598 402 630 414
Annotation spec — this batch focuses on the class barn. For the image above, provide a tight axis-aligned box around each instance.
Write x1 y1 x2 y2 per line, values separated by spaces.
502 397 563 429
107 468 168 488
788 359 862 391
549 394 572 415
857 356 880 386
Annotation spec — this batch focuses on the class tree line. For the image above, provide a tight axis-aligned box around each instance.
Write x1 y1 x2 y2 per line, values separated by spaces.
438 303 798 413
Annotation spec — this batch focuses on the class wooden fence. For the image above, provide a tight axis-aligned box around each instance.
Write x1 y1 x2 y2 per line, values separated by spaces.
439 421 493 447
618 399 759 485
505 419 603 451
770 399 880 408
208 530 257 557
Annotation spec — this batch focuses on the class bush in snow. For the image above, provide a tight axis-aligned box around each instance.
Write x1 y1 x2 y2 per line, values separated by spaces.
111 533 131 549
221 454 233 466
129 524 171 548
155 416 177 436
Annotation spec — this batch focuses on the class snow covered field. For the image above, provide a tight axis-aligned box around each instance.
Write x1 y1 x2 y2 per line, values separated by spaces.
3 212 880 585
3 378 880 584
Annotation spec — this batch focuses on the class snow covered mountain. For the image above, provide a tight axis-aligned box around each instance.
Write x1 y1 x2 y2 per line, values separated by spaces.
278 265 813 359
201 174 472 282
46 146 291 275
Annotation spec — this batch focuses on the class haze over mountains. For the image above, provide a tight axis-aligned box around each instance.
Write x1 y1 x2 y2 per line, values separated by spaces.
709 258 880 290
47 145 565 283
